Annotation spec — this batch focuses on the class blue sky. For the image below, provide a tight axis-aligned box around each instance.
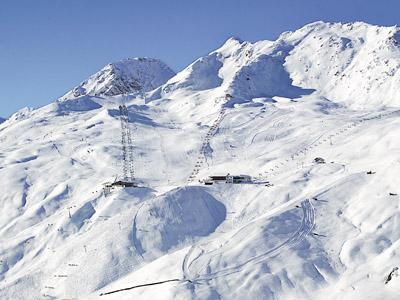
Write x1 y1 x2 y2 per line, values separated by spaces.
1 0 399 117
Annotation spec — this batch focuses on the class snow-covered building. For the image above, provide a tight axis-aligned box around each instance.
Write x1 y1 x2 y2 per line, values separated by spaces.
204 174 252 184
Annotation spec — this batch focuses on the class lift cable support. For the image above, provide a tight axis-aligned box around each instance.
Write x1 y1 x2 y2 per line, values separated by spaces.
103 96 142 194
187 98 229 184
119 96 135 184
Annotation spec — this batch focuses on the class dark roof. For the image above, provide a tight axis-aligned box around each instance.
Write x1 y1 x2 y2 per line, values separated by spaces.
111 181 137 187
209 176 227 180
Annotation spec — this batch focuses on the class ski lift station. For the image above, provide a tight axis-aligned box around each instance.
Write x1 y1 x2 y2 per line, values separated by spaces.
203 174 252 185
103 180 137 195
104 181 137 188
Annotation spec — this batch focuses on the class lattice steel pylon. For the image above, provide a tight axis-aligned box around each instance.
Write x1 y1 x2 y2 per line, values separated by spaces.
119 98 135 183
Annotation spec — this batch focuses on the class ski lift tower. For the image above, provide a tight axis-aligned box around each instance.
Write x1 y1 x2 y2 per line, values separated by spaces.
103 95 137 195
118 94 136 187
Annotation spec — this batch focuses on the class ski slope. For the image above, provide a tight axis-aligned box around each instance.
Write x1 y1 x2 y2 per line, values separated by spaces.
1 21 400 300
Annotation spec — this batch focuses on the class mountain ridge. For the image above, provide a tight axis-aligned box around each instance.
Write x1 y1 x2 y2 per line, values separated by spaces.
148 21 400 109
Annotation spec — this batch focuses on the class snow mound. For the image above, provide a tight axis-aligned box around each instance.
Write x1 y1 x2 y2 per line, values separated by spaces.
136 187 226 259
60 58 175 101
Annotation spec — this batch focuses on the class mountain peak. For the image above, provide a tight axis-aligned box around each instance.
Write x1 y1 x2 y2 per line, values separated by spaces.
59 57 175 101
224 36 244 44
216 36 246 54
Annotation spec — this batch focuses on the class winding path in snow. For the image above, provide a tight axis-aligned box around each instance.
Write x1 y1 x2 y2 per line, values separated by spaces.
182 199 315 281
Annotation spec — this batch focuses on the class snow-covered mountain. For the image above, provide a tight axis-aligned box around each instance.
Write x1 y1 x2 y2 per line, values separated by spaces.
151 21 400 108
1 21 400 300
60 57 175 101
0 117 5 124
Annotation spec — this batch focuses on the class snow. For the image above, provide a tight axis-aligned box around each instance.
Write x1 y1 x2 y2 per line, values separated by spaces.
1 21 400 300
151 21 400 108
60 58 176 101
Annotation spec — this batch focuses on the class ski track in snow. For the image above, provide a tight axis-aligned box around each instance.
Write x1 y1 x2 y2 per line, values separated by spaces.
182 199 315 281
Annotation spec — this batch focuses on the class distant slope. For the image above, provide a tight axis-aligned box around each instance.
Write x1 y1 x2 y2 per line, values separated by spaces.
150 21 400 108
284 21 400 108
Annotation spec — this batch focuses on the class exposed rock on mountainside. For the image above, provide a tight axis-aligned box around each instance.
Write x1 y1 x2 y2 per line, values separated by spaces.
60 58 175 101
